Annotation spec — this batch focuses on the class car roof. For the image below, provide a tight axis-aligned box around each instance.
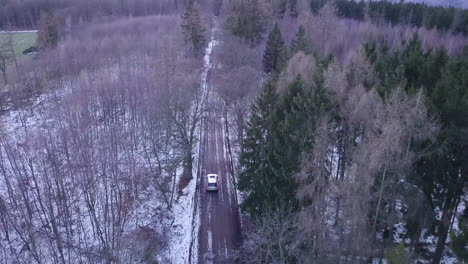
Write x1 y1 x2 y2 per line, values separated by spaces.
207 174 217 183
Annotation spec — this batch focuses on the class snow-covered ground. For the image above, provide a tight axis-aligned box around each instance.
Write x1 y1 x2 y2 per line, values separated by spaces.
0 54 213 263
387 0 468 9
169 25 218 264
166 166 198 263
0 30 38 33
0 13 231 264
0 76 175 262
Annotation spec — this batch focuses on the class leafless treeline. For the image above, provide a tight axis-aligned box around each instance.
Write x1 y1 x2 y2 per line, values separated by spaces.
0 15 204 263
212 32 264 144
0 0 188 29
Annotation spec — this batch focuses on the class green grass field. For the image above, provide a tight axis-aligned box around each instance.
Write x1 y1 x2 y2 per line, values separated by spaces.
0 31 37 57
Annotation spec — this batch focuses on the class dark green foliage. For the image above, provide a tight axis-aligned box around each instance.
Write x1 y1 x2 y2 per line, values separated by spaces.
260 76 307 213
385 242 409 264
289 0 298 18
226 0 266 47
278 0 287 18
330 0 468 35
431 51 468 124
310 0 327 14
416 72 468 262
181 1 207 55
277 45 289 74
263 74 330 214
263 23 287 74
365 33 468 264
240 69 331 218
213 0 222 16
239 80 279 216
451 220 468 263
290 25 309 55
37 10 59 51
365 34 449 98
269 0 298 18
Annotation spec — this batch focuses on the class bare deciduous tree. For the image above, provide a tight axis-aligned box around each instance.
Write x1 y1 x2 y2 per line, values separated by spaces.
295 48 438 262
0 15 201 263
0 33 15 84
300 1 338 55
277 51 316 93
235 208 299 264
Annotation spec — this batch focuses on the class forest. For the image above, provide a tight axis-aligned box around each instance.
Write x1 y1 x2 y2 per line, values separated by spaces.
0 0 467 263
332 0 468 35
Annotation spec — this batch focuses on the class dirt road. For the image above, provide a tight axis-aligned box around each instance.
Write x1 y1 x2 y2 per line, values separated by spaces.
195 96 242 263
186 24 242 264
198 99 242 264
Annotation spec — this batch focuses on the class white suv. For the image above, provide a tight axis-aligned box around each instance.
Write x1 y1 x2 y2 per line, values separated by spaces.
206 174 219 192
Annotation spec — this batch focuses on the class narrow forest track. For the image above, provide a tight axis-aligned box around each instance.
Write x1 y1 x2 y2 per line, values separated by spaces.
189 25 242 264
196 104 242 264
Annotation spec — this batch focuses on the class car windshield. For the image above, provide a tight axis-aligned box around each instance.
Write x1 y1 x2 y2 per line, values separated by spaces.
208 183 216 187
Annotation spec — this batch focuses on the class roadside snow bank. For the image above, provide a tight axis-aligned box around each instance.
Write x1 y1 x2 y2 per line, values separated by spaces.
167 25 217 264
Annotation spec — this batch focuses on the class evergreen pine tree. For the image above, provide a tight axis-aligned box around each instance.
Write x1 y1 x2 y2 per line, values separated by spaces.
310 0 327 14
261 76 307 214
278 0 287 18
227 0 266 47
408 47 468 264
213 0 222 16
181 0 207 55
398 34 429 94
430 52 468 263
385 242 409 264
290 25 309 54
255 73 330 215
451 215 468 262
263 23 286 74
276 45 289 73
367 36 468 264
239 79 279 216
37 10 59 51
377 64 407 98
289 0 298 18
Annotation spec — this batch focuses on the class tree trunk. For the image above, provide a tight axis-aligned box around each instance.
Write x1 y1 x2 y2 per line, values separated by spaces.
335 198 341 226
432 195 456 264
170 168 177 208
183 150 193 180
373 166 387 228
1 69 7 85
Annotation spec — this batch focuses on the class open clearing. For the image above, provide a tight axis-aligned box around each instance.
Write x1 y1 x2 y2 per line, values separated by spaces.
0 31 37 57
